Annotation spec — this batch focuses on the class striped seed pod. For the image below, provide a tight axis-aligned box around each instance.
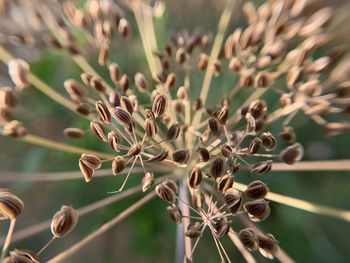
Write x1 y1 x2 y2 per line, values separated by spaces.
224 188 242 215
95 101 111 123
172 149 190 164
5 249 39 263
0 189 24 220
210 156 226 178
167 123 180 141
63 128 85 139
152 94 167 117
51 205 78 238
279 143 304 165
167 206 182 225
107 131 120 151
196 146 210 162
114 106 132 126
112 156 126 175
188 168 202 188
217 173 234 193
90 121 107 141
155 179 178 203
145 118 157 138
257 234 278 259
244 199 270 222
245 180 269 199
251 160 272 175
141 172 154 192
238 228 259 251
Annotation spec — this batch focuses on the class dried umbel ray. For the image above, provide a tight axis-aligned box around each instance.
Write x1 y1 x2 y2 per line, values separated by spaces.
0 0 350 262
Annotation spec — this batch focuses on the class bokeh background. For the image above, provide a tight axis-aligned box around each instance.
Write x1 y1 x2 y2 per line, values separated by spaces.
0 0 350 262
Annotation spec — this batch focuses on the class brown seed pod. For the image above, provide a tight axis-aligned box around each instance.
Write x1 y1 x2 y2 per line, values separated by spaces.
239 68 254 88
248 100 267 119
119 74 129 92
76 103 90 116
244 199 270 222
2 121 28 138
167 122 181 141
79 159 94 182
145 118 157 138
141 172 154 192
0 189 24 220
80 154 101 170
6 249 39 263
152 94 167 117
208 117 221 137
89 76 105 93
167 206 182 225
254 72 270 88
185 222 202 238
228 57 243 72
279 143 304 165
109 63 121 84
220 144 233 158
251 160 272 175
145 149 169 162
224 188 242 215
196 146 210 162
245 180 269 199
118 18 130 37
135 72 148 92
217 106 229 125
107 131 120 151
0 87 16 109
198 53 209 70
114 106 132 126
239 228 259 251
172 149 190 164
260 132 276 151
112 156 126 175
188 168 202 188
155 179 178 203
248 138 261 154
8 59 29 89
51 205 78 238
165 73 176 89
217 173 234 193
63 127 85 139
213 217 230 238
127 142 142 156
95 101 111 123
90 121 107 141
257 234 278 259
279 126 296 143
210 156 226 178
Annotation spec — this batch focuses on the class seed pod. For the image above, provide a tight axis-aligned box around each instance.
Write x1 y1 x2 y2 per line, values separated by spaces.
229 57 243 72
245 113 256 133
89 76 105 92
155 179 178 203
248 100 267 119
251 160 272 175
0 189 24 220
152 94 167 117
8 59 29 89
217 173 234 193
112 156 126 175
217 106 229 125
2 121 28 138
224 188 242 215
239 68 254 87
238 228 258 251
175 48 186 64
6 249 39 263
63 127 85 138
118 18 130 37
114 106 132 126
80 154 101 170
185 222 202 238
109 91 121 107
279 126 296 143
0 87 16 109
141 172 154 192
167 206 182 225
244 199 270 222
260 132 276 151
51 205 78 238
213 217 230 238
76 103 90 116
248 138 261 154
107 131 120 151
177 86 187 100
79 159 94 182
196 146 210 162
95 101 111 123
210 156 226 178
208 117 221 137
188 168 202 188
90 121 107 141
118 74 129 92
279 143 304 165
220 144 233 158
145 149 168 162
128 142 142 156
80 73 92 86
145 118 157 138
165 73 176 89
133 73 147 92
245 180 269 199
172 149 190 164
167 123 180 141
257 234 278 259
198 53 209 70
191 188 204 209
109 63 121 84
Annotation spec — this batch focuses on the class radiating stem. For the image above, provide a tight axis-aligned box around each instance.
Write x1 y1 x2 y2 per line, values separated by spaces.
47 192 156 263
271 160 350 171
1 219 16 259
37 236 55 256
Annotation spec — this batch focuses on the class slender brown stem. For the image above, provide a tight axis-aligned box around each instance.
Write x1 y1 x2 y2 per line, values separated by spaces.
37 236 56 256
271 160 350 171
47 192 156 263
1 219 16 259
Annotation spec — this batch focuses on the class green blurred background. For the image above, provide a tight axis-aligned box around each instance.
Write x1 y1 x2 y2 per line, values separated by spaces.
0 0 350 262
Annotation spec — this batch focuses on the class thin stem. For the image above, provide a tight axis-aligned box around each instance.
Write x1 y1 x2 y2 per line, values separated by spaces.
227 231 257 263
1 219 16 259
271 160 350 171
37 236 55 256
47 192 156 263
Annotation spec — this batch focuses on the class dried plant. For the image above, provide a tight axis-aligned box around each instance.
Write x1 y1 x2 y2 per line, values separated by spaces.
0 0 350 262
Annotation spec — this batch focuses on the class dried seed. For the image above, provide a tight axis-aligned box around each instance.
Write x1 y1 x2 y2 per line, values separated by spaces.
145 149 168 162
120 96 134 115
8 59 29 89
279 126 296 143
220 144 233 158
114 106 132 126
228 57 243 72
90 121 107 141
188 168 202 188
51 205 78 238
112 156 126 175
107 131 120 151
167 122 180 141
79 159 94 182
217 173 234 193
2 121 27 138
64 79 87 102
172 149 190 164
109 63 121 84
217 106 229 125
141 172 154 192
167 206 182 225
248 138 261 154
145 118 157 138
245 180 269 199
279 143 304 165
175 48 186 64
119 74 129 92
244 199 270 222
177 86 187 100
0 109 12 122
89 76 105 93
208 117 221 137
251 160 272 175
213 217 230 238
0 189 24 220
134 72 148 92
248 100 267 119
152 94 167 117
198 53 209 70
211 59 221 76
7 249 39 263
257 234 278 259
185 222 202 238
127 142 142 156
260 132 276 151
238 228 258 251
80 154 101 170
210 156 226 178
155 179 178 203
224 188 242 215
0 87 16 109
196 146 210 162
192 188 204 209
95 101 111 123
63 127 85 138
